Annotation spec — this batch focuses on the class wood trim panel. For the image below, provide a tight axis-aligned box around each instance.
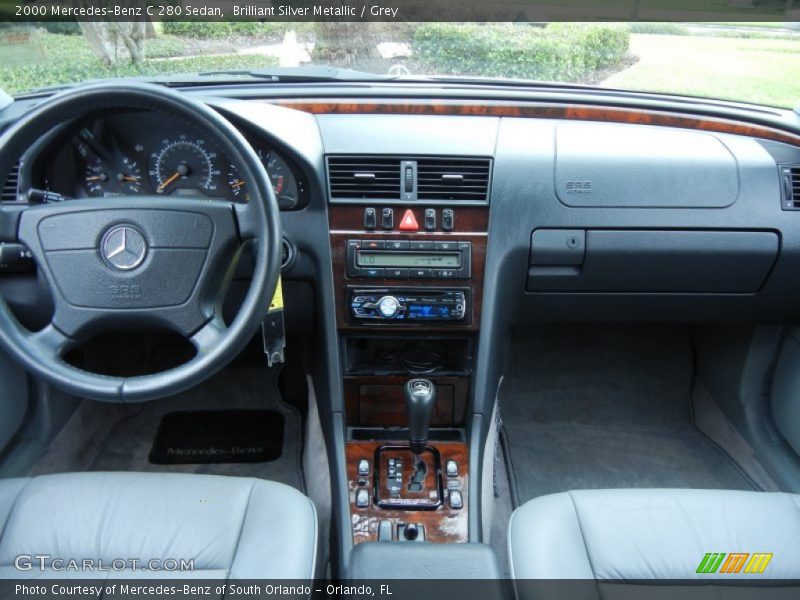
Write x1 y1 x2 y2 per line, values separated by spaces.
344 375 470 427
277 99 800 147
330 204 489 232
329 205 488 333
347 440 468 545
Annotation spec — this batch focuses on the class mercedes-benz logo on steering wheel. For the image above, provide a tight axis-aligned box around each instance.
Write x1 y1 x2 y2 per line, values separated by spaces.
101 226 148 271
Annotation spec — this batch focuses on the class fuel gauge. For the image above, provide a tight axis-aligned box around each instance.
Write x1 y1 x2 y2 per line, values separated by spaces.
83 157 142 197
78 140 143 197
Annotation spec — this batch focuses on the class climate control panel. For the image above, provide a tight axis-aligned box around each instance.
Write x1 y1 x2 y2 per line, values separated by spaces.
346 239 471 280
350 288 467 322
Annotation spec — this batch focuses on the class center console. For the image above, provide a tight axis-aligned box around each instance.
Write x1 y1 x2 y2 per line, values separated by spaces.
329 205 487 333
329 203 488 546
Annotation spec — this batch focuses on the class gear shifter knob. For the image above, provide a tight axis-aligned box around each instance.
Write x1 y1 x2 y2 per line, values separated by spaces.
405 378 436 456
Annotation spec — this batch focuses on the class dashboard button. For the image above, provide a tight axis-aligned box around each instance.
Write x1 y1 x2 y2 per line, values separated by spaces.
364 208 377 230
434 241 458 251
410 268 433 279
387 268 409 278
386 240 410 250
362 239 384 250
424 208 436 231
446 460 459 477
442 209 455 231
399 209 419 231
363 268 384 278
409 240 434 250
436 269 458 279
381 208 394 230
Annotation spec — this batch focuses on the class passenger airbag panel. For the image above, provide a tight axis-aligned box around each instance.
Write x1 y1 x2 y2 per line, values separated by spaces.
528 230 779 293
554 123 739 208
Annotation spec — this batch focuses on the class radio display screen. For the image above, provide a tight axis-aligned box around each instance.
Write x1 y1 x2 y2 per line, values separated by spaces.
357 251 460 269
408 304 451 319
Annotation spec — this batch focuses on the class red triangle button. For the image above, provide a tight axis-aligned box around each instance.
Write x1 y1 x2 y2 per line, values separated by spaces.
399 209 419 231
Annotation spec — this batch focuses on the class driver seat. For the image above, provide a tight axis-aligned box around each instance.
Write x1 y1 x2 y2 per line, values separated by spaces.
0 472 317 579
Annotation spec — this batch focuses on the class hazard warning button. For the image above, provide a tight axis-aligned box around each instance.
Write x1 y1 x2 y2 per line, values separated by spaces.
398 209 419 231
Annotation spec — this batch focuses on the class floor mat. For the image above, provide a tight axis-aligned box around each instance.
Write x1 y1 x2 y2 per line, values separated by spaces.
501 325 758 505
149 410 285 465
31 363 304 491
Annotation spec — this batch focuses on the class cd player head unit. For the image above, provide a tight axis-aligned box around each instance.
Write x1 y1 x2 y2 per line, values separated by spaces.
350 288 468 323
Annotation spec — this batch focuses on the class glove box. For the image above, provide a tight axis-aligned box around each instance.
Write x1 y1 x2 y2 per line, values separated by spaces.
527 229 779 293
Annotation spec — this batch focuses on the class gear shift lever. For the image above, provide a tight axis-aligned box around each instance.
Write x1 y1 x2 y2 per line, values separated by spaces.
405 378 436 467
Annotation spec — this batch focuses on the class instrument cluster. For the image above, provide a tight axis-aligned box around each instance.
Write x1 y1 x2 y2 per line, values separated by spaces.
47 111 307 209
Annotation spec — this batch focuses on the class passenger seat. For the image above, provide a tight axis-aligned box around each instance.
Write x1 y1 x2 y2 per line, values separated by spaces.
509 489 800 581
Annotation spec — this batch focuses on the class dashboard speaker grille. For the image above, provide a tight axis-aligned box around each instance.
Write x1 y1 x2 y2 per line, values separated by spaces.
1 160 20 202
327 156 401 200
416 157 491 201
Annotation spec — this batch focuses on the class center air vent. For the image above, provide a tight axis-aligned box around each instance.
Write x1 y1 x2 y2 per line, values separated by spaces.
781 165 800 210
328 156 401 200
416 158 491 201
327 155 492 203
1 160 20 203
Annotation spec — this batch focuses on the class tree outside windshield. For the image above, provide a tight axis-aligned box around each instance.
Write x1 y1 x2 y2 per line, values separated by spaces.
0 19 798 108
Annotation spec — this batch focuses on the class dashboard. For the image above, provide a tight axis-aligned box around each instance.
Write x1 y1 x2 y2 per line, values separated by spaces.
39 110 308 209
2 87 800 333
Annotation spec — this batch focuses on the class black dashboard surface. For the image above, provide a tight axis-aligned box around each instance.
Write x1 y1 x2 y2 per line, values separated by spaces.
2 89 800 328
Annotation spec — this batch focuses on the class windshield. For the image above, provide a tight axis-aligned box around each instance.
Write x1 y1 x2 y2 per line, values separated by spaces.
1 20 799 108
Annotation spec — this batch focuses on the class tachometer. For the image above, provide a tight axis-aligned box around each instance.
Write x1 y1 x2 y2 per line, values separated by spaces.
149 136 220 195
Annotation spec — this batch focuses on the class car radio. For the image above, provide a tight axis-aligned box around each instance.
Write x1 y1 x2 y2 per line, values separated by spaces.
346 239 471 280
349 288 467 322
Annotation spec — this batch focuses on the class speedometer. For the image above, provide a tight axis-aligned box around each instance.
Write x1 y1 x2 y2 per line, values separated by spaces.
148 136 220 195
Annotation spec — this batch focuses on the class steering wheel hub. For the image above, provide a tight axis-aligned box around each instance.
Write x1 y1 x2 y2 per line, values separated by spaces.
101 225 148 271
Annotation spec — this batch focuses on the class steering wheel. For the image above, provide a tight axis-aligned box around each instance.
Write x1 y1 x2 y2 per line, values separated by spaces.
0 83 282 402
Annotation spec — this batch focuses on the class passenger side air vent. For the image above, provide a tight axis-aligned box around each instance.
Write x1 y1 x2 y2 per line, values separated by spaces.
416 157 491 201
1 160 20 202
781 165 800 210
328 156 402 200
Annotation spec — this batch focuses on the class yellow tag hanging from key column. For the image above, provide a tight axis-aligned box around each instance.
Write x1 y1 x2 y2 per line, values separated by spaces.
268 276 284 312
263 275 286 366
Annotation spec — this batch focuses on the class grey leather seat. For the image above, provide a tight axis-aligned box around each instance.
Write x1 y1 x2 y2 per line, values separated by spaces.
509 489 800 580
0 472 317 579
